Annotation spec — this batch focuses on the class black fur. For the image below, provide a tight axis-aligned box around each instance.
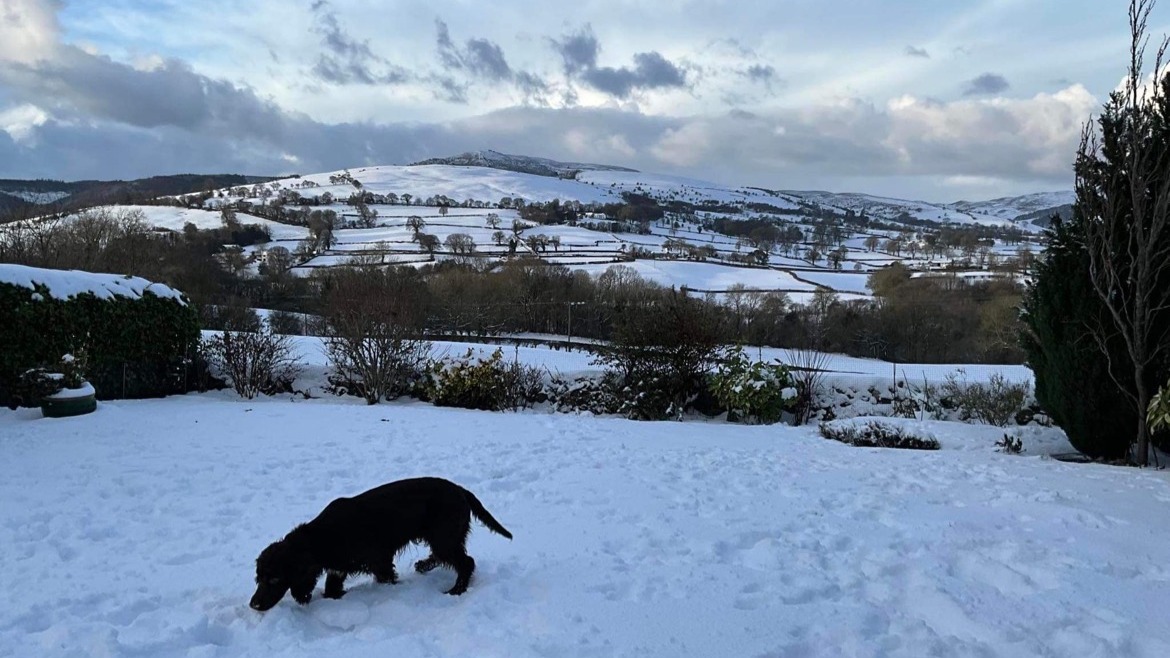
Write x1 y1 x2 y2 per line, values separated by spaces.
250 477 512 611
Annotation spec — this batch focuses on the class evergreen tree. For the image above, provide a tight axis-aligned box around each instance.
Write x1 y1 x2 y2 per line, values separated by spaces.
1023 0 1170 462
1021 216 1135 459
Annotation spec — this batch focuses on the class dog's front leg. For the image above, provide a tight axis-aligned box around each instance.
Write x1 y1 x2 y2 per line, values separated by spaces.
290 575 317 605
323 571 347 599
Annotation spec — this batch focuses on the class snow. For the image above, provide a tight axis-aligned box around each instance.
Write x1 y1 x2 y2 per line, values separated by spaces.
573 261 818 293
0 264 186 303
0 190 70 204
44 382 96 400
3 394 1170 657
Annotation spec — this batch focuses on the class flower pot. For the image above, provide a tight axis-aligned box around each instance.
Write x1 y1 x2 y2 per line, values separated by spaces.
41 382 97 418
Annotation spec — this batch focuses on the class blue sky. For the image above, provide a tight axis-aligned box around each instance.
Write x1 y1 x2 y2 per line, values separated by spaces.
0 0 1157 201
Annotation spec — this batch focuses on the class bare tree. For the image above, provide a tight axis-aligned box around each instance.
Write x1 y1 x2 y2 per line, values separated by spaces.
444 233 476 255
205 329 302 399
1078 0 1170 465
322 267 431 404
416 233 440 260
406 215 426 235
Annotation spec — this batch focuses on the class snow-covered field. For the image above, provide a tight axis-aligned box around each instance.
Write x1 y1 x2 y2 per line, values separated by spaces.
3 393 1170 658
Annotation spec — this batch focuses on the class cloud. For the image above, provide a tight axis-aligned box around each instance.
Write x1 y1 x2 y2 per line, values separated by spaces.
552 26 599 75
742 64 778 86
309 0 407 85
905 46 930 58
0 0 59 64
964 72 1010 96
434 19 547 102
552 26 688 99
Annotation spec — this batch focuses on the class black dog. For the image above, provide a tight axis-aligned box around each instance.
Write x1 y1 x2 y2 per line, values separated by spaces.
250 477 512 611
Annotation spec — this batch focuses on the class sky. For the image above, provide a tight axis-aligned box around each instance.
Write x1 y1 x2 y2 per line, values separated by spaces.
0 0 1158 202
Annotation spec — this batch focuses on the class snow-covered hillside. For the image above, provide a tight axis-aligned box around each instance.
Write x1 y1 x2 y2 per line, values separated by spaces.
0 190 70 205
411 149 637 177
785 191 1017 229
948 192 1075 221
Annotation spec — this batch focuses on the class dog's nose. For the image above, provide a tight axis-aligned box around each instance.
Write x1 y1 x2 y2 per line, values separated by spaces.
250 601 262 611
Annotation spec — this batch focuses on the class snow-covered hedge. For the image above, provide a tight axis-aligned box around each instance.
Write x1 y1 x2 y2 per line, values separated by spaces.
0 264 202 406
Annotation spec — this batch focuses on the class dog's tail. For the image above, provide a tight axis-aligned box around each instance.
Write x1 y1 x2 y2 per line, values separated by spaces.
464 489 513 539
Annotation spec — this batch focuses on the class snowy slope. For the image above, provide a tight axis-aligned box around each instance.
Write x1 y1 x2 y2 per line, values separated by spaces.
411 149 637 177
948 192 1075 221
2 396 1169 657
0 190 70 204
787 191 1018 229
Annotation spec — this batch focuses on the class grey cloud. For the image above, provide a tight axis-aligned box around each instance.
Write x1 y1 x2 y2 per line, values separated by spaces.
742 64 777 85
1 48 293 145
964 72 1009 96
905 45 930 58
434 19 548 102
552 26 599 75
553 26 687 99
310 1 407 85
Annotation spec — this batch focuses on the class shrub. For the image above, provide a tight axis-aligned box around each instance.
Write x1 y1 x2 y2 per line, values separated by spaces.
708 346 797 424
267 310 305 335
996 432 1024 454
819 420 940 450
320 265 431 405
595 289 724 420
940 370 1030 427
201 304 262 332
0 266 202 407
204 330 301 399
325 333 429 404
422 348 545 411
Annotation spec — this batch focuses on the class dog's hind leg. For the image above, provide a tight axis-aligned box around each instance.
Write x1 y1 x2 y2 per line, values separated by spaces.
442 553 475 595
371 559 398 584
323 571 347 599
414 554 440 573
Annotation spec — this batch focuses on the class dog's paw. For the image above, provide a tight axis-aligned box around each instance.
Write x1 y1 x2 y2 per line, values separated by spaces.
415 558 438 574
323 589 346 600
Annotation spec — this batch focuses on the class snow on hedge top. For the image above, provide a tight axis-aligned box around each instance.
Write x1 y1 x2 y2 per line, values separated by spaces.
0 264 186 303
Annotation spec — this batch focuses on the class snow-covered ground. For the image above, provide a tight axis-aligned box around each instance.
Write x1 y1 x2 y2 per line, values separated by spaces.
3 394 1170 658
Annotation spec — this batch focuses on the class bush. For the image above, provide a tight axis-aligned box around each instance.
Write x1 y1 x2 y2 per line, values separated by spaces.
708 346 797 424
267 310 305 335
0 267 203 407
325 333 429 404
595 290 724 420
201 304 262 332
204 330 301 399
819 420 940 450
320 265 431 405
422 348 545 411
940 370 1030 427
996 432 1024 454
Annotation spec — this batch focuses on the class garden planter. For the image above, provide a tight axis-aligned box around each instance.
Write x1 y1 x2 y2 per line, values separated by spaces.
41 382 97 418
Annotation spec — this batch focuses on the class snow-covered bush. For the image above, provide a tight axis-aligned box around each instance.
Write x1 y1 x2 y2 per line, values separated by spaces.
940 371 1030 427
819 420 940 451
422 348 545 411
205 330 301 399
0 265 201 407
708 346 797 424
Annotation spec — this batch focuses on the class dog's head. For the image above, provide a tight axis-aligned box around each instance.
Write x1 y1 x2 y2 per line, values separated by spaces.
250 537 319 611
